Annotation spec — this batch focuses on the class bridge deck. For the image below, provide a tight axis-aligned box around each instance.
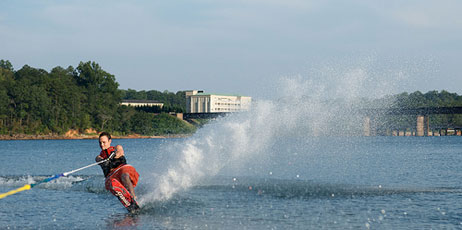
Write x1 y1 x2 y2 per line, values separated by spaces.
364 106 462 115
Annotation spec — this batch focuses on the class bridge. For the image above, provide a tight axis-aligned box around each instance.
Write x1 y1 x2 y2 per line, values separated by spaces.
182 106 462 137
362 106 462 116
361 106 462 136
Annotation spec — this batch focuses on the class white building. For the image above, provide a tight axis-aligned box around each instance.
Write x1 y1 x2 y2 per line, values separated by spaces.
185 90 251 113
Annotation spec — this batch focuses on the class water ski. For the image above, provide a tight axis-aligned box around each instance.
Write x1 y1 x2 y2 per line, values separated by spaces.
109 178 140 213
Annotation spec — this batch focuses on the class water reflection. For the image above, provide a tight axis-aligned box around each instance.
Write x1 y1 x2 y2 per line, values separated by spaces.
106 213 139 229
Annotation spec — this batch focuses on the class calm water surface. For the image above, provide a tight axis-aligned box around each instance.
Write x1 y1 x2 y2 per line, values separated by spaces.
1 137 462 229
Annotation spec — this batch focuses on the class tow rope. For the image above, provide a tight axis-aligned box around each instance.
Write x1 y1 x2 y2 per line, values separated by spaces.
0 153 114 199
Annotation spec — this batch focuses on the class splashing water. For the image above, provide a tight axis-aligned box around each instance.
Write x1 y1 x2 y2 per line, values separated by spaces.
138 64 408 205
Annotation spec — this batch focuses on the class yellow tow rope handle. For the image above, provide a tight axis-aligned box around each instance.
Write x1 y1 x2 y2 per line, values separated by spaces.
0 184 31 199
0 153 114 200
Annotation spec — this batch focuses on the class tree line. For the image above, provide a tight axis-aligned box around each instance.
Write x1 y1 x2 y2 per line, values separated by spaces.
120 89 186 113
0 60 195 136
369 91 462 131
1 59 461 136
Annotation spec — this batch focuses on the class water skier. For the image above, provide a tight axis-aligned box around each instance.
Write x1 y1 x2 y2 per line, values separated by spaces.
96 132 140 213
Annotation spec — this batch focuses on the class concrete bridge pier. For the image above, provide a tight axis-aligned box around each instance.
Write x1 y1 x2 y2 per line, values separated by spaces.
425 116 430 136
363 116 370 136
416 115 424 136
416 115 432 136
363 116 378 136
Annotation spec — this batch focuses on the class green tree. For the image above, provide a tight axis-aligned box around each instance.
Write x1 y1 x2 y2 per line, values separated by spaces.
8 65 52 133
0 60 13 71
130 111 155 135
0 62 14 132
151 113 196 135
75 61 121 131
121 89 187 112
47 66 85 133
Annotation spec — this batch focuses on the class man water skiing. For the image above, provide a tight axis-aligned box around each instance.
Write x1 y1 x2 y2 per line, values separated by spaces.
96 132 140 213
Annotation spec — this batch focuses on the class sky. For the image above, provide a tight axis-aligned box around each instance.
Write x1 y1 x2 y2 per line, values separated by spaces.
1 0 461 99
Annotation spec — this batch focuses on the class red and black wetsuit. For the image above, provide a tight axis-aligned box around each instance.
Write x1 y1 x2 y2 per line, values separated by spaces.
98 146 140 212
99 146 127 177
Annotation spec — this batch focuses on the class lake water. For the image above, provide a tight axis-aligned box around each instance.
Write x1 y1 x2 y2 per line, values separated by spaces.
1 136 462 229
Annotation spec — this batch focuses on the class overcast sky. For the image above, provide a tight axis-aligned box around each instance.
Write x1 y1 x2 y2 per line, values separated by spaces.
1 0 461 99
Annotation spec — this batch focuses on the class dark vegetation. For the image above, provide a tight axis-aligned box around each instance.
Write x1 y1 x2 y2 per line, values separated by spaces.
0 60 194 136
120 89 186 113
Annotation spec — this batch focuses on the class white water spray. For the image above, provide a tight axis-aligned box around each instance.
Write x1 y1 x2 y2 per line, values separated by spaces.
139 64 409 205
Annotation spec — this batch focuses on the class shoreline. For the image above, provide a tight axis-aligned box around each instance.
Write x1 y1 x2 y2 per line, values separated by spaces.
0 134 189 140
